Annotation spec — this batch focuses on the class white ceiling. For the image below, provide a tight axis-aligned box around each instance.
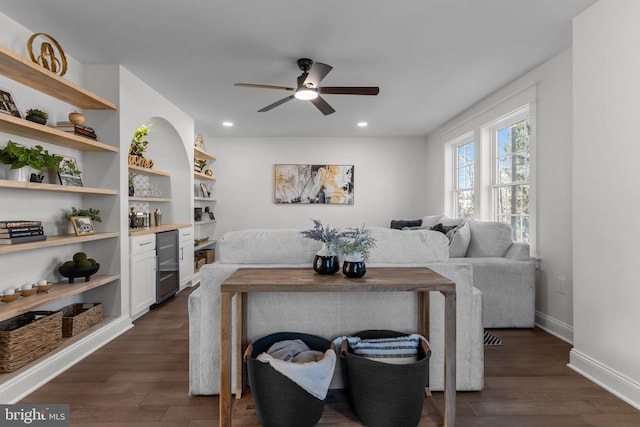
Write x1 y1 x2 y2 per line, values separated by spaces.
0 0 596 138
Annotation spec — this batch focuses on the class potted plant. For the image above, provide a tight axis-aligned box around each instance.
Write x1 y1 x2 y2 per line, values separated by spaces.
300 219 342 275
67 207 101 223
129 124 150 157
335 225 376 278
25 108 49 125
0 140 62 182
195 159 207 173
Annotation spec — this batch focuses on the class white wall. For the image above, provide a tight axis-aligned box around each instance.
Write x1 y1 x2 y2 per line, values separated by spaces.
424 49 575 341
571 0 640 410
205 136 429 237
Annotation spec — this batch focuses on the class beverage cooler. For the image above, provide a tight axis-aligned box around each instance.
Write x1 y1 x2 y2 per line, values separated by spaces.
156 230 179 303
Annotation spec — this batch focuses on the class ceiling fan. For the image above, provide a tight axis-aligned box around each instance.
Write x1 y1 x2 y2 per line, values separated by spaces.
234 58 380 115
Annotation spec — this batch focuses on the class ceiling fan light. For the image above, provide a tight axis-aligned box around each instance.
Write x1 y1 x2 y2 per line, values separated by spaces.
294 88 318 100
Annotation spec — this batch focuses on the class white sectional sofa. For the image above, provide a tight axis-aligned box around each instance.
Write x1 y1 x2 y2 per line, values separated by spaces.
410 215 536 328
188 226 484 395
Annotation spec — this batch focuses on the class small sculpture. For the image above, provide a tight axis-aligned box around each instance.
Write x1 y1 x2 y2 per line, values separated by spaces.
27 33 67 76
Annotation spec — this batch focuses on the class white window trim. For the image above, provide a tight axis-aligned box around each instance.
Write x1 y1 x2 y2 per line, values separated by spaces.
441 90 537 255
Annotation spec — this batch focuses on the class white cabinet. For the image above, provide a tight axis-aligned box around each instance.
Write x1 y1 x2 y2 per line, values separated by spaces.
179 226 194 289
130 234 156 320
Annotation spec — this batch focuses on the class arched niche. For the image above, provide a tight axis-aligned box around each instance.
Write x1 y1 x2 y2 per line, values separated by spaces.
129 116 191 225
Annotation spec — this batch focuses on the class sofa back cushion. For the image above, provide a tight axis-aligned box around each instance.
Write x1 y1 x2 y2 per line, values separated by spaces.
367 227 449 264
465 220 513 257
218 228 320 264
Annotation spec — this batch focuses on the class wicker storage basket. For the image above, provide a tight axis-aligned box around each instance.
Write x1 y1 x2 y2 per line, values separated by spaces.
245 332 332 427
0 311 62 373
60 303 103 337
340 330 431 427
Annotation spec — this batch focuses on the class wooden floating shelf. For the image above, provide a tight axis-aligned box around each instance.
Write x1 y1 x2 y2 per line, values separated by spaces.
194 197 217 202
0 232 119 255
0 45 117 110
129 196 170 203
194 147 216 161
194 219 216 226
195 239 217 251
0 274 120 322
0 180 117 195
0 113 117 152
194 171 216 181
128 164 170 177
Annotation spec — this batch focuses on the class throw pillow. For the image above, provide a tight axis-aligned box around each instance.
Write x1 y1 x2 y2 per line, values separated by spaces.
430 223 458 235
390 219 422 230
420 214 444 228
448 222 471 257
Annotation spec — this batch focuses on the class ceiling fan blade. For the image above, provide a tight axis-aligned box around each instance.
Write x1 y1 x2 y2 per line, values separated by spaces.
310 96 335 115
319 86 380 95
235 83 294 91
303 62 333 88
258 95 295 112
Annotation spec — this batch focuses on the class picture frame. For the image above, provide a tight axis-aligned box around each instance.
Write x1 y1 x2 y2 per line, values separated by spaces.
58 156 83 187
0 89 21 118
70 216 95 236
274 164 354 205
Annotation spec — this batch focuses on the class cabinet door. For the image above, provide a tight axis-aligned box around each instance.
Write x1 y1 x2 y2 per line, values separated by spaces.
130 251 156 319
179 227 194 289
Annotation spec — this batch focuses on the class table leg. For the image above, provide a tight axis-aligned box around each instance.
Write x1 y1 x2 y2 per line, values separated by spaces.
235 292 246 398
419 292 430 339
443 290 457 427
220 292 233 427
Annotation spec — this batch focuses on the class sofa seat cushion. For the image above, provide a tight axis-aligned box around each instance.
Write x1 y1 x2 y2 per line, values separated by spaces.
367 227 449 264
218 228 321 264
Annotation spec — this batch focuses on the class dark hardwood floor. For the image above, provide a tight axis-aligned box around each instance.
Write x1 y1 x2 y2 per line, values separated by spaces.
20 286 640 426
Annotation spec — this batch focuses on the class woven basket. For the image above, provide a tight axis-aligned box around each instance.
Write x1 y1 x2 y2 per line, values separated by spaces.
0 311 62 373
60 303 103 337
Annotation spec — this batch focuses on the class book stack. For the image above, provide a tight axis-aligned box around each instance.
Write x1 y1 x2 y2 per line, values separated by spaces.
0 220 47 245
56 121 98 140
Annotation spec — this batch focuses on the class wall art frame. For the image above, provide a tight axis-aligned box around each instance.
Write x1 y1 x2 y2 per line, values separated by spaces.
274 164 354 205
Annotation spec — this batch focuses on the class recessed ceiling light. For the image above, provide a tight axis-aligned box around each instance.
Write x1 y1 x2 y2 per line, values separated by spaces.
222 121 234 127
357 122 368 127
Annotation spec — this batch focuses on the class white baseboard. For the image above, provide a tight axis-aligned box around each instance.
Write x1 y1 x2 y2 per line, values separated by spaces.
569 348 640 411
0 316 133 403
535 311 573 343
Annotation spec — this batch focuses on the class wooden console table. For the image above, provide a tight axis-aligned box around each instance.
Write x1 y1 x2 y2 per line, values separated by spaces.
219 267 457 427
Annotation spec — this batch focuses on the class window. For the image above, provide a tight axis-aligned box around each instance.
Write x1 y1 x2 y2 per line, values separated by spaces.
493 116 530 242
454 140 475 218
444 99 534 247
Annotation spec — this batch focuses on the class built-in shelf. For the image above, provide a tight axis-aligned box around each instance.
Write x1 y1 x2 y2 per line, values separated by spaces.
128 164 170 177
194 147 216 161
0 232 119 255
0 274 120 322
194 197 217 202
194 219 216 226
0 45 117 110
128 196 170 203
0 113 117 152
195 239 217 251
0 180 117 195
194 171 216 181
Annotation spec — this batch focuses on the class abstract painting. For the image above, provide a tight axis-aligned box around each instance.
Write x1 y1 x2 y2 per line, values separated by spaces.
274 164 354 204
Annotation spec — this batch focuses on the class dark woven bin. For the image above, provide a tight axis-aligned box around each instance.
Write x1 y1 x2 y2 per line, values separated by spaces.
244 332 331 427
340 330 431 427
